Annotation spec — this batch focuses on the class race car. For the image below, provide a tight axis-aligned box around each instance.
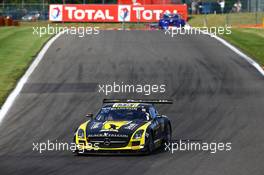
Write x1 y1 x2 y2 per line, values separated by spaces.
158 13 186 30
73 99 173 155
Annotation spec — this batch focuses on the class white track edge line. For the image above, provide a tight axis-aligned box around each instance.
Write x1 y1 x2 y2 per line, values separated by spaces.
199 30 264 76
0 32 63 124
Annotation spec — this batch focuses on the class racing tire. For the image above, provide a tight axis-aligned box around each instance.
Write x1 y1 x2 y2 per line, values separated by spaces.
145 132 155 155
73 135 81 156
73 149 80 156
165 124 172 143
162 124 172 151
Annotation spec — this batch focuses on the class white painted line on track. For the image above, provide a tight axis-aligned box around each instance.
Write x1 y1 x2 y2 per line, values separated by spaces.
200 30 264 77
0 32 63 124
214 35 264 76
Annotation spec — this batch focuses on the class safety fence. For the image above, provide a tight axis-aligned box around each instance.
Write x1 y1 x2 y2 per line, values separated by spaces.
0 2 263 26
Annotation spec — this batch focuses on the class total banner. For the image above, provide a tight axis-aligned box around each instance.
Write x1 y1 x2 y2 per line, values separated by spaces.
49 4 188 22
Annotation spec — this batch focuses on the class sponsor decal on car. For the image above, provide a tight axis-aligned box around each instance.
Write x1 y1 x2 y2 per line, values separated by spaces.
87 133 129 138
112 103 140 108
100 121 129 132
90 122 101 129
124 123 138 130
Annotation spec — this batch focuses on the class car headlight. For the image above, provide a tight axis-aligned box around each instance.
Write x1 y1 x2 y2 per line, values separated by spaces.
133 130 144 139
77 129 85 139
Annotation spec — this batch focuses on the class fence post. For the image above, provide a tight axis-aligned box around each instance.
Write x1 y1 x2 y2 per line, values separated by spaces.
225 13 229 26
247 0 250 12
255 12 258 25
42 0 45 10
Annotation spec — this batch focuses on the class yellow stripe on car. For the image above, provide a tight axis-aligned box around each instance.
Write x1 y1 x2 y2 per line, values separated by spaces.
75 121 152 151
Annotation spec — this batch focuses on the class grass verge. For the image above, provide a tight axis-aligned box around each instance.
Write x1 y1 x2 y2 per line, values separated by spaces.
188 13 264 66
0 26 50 107
0 23 146 107
222 28 264 65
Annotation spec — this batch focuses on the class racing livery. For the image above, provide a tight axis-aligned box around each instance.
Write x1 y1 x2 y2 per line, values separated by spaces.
158 13 186 29
73 99 172 154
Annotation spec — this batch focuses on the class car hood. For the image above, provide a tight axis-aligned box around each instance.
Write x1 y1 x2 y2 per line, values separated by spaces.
86 120 147 137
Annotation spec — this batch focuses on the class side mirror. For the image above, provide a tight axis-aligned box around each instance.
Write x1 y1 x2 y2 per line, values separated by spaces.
85 113 93 119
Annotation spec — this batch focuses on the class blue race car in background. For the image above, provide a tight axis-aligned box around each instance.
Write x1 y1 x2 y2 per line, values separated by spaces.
158 13 186 30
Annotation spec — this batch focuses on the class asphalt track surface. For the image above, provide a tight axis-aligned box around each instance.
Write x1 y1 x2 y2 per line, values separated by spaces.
0 30 263 175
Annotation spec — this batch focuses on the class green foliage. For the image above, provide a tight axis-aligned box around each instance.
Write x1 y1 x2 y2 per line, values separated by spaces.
0 27 50 106
223 28 264 65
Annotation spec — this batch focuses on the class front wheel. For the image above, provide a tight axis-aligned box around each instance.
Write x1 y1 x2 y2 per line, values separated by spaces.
73 150 80 156
161 124 172 151
145 133 155 154
165 124 172 143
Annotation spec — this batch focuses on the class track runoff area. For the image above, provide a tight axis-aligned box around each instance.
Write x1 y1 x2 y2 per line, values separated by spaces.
0 2 264 175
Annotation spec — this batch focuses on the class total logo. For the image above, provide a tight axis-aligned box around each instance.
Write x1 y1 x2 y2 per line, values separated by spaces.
48 4 186 22
118 5 131 22
49 5 63 21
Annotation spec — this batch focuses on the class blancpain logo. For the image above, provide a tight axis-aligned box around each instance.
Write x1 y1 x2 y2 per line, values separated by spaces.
124 123 138 130
91 122 101 129
87 133 128 138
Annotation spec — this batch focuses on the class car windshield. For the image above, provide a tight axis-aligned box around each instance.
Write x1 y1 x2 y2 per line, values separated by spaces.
173 14 179 19
163 14 170 19
95 107 149 121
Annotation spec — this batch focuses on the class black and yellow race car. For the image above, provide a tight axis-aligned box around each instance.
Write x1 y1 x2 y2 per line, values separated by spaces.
73 99 173 155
